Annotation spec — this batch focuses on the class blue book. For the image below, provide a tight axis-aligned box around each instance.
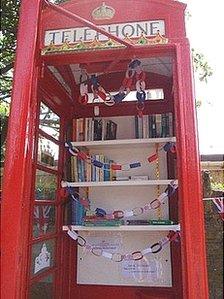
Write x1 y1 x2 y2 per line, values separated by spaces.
71 199 85 225
104 158 110 181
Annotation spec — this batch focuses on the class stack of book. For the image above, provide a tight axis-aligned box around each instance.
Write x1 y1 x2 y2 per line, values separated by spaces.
84 213 123 227
73 118 117 141
135 113 173 138
71 200 85 225
71 154 115 182
126 219 175 225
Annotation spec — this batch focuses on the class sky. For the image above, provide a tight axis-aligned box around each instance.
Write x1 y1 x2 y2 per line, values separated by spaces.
183 0 224 155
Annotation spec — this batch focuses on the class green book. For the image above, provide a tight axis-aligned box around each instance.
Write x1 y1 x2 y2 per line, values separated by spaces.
148 219 175 225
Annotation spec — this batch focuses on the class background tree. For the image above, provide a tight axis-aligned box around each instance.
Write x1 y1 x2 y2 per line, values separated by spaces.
1 0 20 103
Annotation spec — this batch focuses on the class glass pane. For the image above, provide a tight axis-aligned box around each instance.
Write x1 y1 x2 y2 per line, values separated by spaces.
39 102 60 140
38 135 59 170
29 274 54 299
33 205 56 238
31 239 55 276
35 170 57 200
86 89 164 103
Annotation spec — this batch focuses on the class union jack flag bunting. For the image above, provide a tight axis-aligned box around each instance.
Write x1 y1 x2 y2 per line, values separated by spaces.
34 206 52 233
212 198 224 221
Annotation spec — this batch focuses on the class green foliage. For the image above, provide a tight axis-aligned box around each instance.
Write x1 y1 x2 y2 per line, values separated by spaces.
211 182 224 192
192 49 213 83
0 103 10 163
1 0 20 102
0 0 66 102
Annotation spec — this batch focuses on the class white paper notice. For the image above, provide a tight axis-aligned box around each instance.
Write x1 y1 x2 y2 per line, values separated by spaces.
121 257 163 282
87 236 121 253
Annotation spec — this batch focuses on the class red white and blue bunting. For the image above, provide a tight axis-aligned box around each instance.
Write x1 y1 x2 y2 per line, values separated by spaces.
79 59 147 117
212 197 224 220
66 229 180 262
65 141 176 170
61 180 178 217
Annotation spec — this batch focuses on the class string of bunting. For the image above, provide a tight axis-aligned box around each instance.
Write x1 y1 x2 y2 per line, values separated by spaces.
61 180 178 218
66 228 180 262
79 59 147 117
211 197 224 221
65 141 176 170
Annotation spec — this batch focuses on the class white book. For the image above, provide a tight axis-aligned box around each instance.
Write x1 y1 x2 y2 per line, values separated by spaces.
130 175 149 180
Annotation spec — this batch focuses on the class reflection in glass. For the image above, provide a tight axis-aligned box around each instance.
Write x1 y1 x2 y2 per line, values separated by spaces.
29 274 54 299
39 102 60 140
35 170 57 200
38 135 59 170
31 239 55 276
33 205 56 238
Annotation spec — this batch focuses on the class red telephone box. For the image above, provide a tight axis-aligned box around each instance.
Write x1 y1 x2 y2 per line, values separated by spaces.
1 1 209 298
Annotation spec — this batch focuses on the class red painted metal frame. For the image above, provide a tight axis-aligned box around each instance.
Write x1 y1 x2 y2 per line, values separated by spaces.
1 1 43 298
1 0 209 298
173 42 209 298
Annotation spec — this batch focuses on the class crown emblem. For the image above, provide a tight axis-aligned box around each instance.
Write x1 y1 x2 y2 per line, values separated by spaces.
92 2 115 20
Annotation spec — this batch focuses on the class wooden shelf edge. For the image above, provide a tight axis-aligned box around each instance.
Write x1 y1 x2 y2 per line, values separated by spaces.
61 179 177 188
63 224 180 232
66 137 176 148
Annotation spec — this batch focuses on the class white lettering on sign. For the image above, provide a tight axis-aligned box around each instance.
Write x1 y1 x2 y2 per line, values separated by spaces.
44 20 165 46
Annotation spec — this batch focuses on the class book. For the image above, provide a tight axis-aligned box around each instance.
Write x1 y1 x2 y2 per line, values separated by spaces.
156 114 162 137
130 175 148 180
71 199 85 225
126 219 175 225
105 120 117 140
76 118 85 141
93 119 102 141
135 116 139 139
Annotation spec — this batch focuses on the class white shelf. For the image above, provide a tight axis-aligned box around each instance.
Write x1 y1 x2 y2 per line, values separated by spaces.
62 179 176 188
66 137 176 149
63 224 180 232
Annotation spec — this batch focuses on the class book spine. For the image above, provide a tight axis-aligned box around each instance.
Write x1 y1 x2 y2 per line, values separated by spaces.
104 158 110 181
91 118 94 141
71 199 76 225
74 156 78 182
70 156 74 181
135 116 139 139
72 119 77 141
138 116 143 138
91 155 96 182
77 159 82 182
143 115 147 139
156 114 162 137
99 155 104 182
95 154 100 181
84 118 88 141
169 112 173 137
86 158 91 182
161 113 167 137
151 115 157 138
145 115 149 138
148 115 152 138
76 118 80 141
110 159 115 181
102 118 106 141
